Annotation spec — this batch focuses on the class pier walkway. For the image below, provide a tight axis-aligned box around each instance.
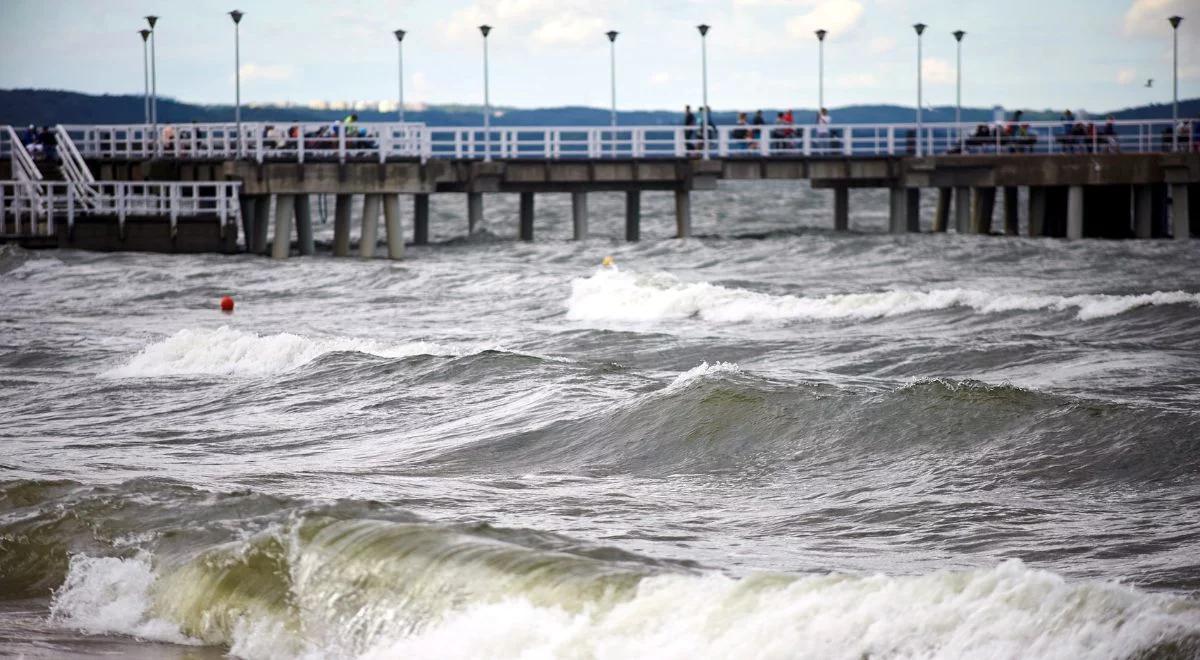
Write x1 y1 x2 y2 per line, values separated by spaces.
2 119 1197 255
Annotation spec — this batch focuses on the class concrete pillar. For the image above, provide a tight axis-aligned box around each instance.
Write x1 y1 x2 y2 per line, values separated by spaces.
252 196 270 254
1134 185 1153 239
833 186 849 232
888 187 907 233
413 194 430 245
383 193 404 259
674 189 691 238
360 193 381 258
238 196 256 252
295 194 315 256
333 194 353 256
467 192 483 234
932 188 951 232
519 192 535 241
1067 185 1084 240
1191 184 1200 238
1028 187 1047 237
1172 184 1190 240
1003 187 1019 235
572 191 588 240
625 191 641 242
954 186 971 233
905 188 920 232
271 194 295 259
969 187 996 234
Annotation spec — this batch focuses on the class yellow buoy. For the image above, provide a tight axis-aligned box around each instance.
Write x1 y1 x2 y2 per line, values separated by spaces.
601 255 615 268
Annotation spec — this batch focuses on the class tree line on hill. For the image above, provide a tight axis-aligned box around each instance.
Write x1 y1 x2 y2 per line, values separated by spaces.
1 88 1196 128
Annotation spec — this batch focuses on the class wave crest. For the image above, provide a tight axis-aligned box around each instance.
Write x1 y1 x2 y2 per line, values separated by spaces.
566 268 1200 323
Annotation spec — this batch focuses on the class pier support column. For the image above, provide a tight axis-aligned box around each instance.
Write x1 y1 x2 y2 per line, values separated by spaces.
1067 185 1084 240
954 187 970 233
413 194 430 245
674 189 691 238
625 191 641 242
1003 187 1019 235
833 186 849 232
1134 185 1153 239
467 192 483 234
383 194 404 259
1172 184 1191 240
933 188 951 232
889 187 918 233
271 194 295 259
360 194 381 258
969 187 996 234
295 194 315 256
519 192 535 241
333 194 352 256
572 191 588 240
252 196 270 254
238 196 256 252
1028 187 1047 237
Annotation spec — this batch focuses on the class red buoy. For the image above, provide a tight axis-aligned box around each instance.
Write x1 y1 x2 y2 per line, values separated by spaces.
219 296 235 312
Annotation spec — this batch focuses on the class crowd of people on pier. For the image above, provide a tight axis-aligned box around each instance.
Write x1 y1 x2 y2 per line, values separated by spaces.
21 125 59 161
680 106 1198 156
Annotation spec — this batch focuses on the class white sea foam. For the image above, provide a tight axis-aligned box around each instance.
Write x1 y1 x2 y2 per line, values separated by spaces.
105 326 467 378
47 546 1200 660
566 268 1200 324
666 361 743 391
359 560 1199 660
49 554 196 645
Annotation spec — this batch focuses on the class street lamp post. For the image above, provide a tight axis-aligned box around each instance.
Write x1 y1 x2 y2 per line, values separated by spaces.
607 30 618 157
138 30 151 125
480 24 491 161
914 23 926 156
394 29 406 123
145 16 158 132
953 31 964 126
229 10 244 157
698 24 710 159
1170 15 1182 151
815 29 827 111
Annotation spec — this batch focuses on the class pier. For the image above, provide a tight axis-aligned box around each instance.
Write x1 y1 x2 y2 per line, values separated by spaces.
2 119 1197 255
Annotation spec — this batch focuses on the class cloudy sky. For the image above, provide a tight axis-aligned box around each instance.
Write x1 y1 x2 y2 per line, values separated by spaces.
0 0 1196 113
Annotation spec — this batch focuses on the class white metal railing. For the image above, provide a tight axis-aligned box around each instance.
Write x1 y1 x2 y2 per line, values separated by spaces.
58 119 1197 163
3 126 45 182
54 125 100 212
0 180 241 238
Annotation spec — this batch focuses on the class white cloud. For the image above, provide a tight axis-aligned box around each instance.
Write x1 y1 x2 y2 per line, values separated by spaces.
439 0 608 50
1122 0 1188 36
238 64 293 82
922 57 954 84
868 36 896 55
1116 66 1137 85
784 0 864 37
531 14 606 47
836 72 879 88
649 72 671 86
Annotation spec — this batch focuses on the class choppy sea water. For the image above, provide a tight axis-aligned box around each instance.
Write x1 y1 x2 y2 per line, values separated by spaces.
2 182 1200 659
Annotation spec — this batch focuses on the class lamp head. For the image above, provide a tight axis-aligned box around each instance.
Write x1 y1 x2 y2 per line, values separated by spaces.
953 30 965 41
479 24 491 37
229 10 243 24
1169 16 1182 29
697 24 710 36
815 29 827 41
138 28 152 41
607 30 618 42
394 29 406 41
145 15 158 28
914 23 926 36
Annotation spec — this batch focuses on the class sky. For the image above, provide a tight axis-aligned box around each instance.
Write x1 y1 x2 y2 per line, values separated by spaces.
0 0 1196 114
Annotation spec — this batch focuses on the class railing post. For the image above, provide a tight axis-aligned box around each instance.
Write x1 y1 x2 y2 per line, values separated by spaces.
67 184 74 234
338 123 346 164
844 127 853 156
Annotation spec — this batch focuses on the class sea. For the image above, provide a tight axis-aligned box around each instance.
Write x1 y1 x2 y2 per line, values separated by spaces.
2 182 1199 659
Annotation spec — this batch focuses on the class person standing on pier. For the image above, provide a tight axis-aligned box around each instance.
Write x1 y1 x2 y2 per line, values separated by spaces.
817 108 831 153
684 105 697 153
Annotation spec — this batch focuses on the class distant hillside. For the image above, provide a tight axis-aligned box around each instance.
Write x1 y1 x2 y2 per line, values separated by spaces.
2 88 1197 127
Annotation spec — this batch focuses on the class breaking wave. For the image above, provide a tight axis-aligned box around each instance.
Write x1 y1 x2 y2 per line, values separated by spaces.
566 268 1200 323
104 326 472 378
8 480 1195 660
